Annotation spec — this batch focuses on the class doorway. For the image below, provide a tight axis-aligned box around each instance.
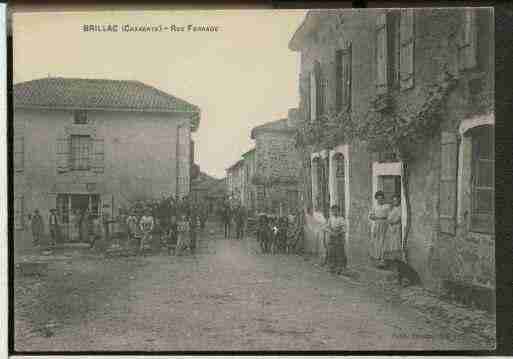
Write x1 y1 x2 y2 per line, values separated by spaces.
56 193 100 242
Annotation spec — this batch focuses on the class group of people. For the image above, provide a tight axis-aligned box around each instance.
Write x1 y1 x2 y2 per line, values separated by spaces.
368 190 405 268
256 212 303 255
219 201 248 240
28 193 210 256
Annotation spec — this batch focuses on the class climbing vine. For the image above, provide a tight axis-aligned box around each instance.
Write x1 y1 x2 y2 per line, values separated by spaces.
294 69 458 160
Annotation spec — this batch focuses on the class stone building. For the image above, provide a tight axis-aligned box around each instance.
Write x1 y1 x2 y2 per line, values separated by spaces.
250 110 302 215
240 148 257 213
290 8 494 307
13 77 200 247
226 159 243 203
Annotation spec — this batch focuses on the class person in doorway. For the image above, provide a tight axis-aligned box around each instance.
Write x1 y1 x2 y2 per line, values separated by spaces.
79 209 90 243
31 209 44 247
69 210 79 242
324 205 347 274
166 215 178 255
384 194 403 263
176 214 190 255
368 191 391 268
139 208 154 254
48 209 59 246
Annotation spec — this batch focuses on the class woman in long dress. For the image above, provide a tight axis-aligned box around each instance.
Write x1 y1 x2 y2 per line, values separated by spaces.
384 194 403 262
368 191 390 267
69 210 80 242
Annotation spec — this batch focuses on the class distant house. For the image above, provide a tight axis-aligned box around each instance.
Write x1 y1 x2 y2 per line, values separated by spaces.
250 109 302 215
226 159 243 203
240 148 256 212
13 77 200 246
290 8 494 306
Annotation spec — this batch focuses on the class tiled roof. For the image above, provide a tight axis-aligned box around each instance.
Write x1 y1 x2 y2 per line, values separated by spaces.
250 118 293 139
14 77 201 130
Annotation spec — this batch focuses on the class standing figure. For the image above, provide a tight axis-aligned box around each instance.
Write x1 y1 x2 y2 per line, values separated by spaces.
368 191 391 268
31 209 44 247
90 214 104 249
222 202 232 239
48 209 59 246
235 205 246 240
199 203 208 233
257 215 271 254
139 208 154 253
79 209 90 244
188 204 198 254
166 215 178 255
126 211 139 244
69 210 79 242
175 215 190 255
324 205 347 274
102 209 111 244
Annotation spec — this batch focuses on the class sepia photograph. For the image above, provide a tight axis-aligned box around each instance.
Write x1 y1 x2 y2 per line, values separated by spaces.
11 7 495 352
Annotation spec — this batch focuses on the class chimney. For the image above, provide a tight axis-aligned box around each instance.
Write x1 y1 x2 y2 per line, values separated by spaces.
287 108 299 129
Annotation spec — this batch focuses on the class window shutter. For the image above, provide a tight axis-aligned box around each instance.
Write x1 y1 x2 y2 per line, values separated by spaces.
327 59 337 112
344 43 352 110
459 9 477 71
439 132 458 235
310 70 317 122
92 138 105 173
376 13 388 94
400 9 414 90
14 136 24 172
304 73 311 123
56 137 70 173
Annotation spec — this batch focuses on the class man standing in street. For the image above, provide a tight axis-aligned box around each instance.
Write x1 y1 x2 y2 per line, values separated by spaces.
235 204 246 240
222 201 231 239
48 209 59 246
31 209 44 247
324 204 347 274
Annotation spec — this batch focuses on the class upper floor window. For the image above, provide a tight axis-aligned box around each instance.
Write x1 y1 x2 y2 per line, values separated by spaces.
470 125 494 234
74 110 88 125
376 11 401 94
336 43 352 112
311 61 326 121
458 9 478 72
70 135 92 170
399 9 415 90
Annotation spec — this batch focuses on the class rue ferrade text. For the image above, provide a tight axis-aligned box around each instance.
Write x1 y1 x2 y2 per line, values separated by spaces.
82 23 221 33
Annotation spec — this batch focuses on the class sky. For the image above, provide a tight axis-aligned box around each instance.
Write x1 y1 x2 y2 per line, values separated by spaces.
13 10 306 179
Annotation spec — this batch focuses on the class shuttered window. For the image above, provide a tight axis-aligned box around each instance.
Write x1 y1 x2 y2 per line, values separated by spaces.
470 126 494 234
310 70 317 122
336 44 353 112
73 110 88 125
439 132 458 235
400 9 415 90
313 61 325 120
458 9 478 71
335 153 346 218
92 138 105 173
301 73 312 123
14 136 24 172
376 13 388 94
70 135 92 170
15 195 24 230
56 137 71 173
388 11 401 89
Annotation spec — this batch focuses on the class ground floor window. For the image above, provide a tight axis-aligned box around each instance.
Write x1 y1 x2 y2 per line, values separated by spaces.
470 125 494 234
56 194 100 224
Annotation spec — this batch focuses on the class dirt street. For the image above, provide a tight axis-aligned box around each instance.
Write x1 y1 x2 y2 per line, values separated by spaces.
15 229 490 351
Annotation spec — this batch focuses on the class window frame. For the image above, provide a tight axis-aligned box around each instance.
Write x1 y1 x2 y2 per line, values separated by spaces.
469 125 494 234
73 110 88 125
70 134 92 171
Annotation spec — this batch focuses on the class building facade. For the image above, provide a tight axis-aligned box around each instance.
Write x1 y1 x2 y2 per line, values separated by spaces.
290 8 494 304
250 112 302 215
13 77 200 247
226 159 243 203
240 148 257 213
